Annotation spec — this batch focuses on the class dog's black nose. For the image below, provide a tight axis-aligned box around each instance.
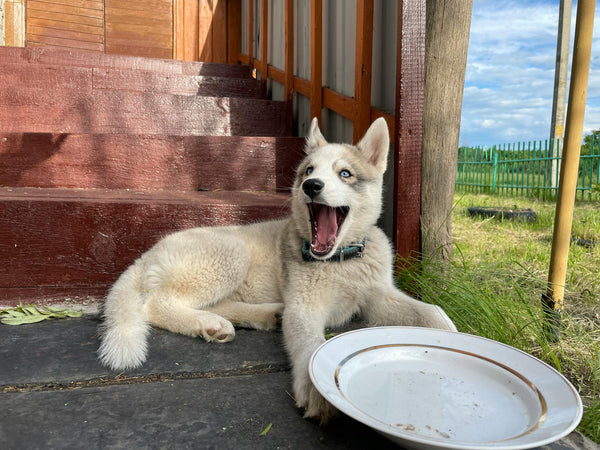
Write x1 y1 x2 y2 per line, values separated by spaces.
302 178 324 199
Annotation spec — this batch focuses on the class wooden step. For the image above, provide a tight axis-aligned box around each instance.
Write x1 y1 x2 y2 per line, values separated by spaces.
0 46 251 78
0 88 289 136
0 134 304 192
93 68 265 97
0 187 291 306
0 64 266 98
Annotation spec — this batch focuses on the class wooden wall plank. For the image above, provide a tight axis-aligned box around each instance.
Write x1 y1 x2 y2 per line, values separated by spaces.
173 0 185 59
105 7 173 23
109 0 172 14
36 0 103 9
198 1 214 62
105 0 173 59
259 0 268 77
212 0 228 63
227 0 242 64
28 34 104 52
284 0 294 129
27 9 104 28
27 25 105 44
28 17 103 36
248 0 254 63
183 0 199 60
393 0 426 258
27 0 104 19
25 0 103 51
310 0 323 122
353 0 374 143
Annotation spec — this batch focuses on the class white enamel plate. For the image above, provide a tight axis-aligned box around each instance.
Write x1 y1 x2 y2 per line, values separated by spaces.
309 327 582 450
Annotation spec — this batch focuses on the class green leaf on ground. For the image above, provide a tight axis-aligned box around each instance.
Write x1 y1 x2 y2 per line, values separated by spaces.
259 423 272 436
0 302 82 325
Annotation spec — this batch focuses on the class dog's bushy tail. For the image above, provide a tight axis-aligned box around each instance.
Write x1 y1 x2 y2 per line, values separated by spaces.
98 262 150 371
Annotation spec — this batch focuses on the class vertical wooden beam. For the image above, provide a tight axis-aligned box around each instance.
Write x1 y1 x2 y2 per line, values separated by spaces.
393 0 425 258
284 0 295 133
248 0 255 71
310 0 323 123
353 0 374 143
227 0 242 64
182 0 200 61
213 0 229 63
198 0 214 62
260 0 269 77
5 0 26 47
173 0 185 59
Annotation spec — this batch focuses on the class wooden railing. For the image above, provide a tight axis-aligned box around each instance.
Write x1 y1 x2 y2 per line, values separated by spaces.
237 0 392 143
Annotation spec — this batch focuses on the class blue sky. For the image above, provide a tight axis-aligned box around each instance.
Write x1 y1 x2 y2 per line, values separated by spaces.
459 0 600 147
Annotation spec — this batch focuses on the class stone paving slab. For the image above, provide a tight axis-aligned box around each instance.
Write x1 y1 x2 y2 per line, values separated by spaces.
0 317 596 449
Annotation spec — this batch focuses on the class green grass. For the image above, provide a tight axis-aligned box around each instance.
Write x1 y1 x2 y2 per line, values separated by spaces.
397 193 600 443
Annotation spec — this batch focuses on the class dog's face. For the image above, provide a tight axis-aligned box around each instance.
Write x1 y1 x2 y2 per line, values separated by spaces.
291 117 390 260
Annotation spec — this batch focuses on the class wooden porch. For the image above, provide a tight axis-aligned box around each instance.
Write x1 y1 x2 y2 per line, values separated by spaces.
1 0 424 306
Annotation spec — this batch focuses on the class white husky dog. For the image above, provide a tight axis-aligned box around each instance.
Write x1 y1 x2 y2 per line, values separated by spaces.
98 117 456 423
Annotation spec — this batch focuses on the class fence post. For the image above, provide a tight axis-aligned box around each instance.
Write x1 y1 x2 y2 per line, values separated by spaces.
491 147 498 193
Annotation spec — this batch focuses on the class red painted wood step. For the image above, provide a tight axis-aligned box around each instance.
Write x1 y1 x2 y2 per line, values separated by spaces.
0 134 304 192
0 45 251 78
93 68 266 97
0 64 266 98
0 187 291 306
0 88 289 136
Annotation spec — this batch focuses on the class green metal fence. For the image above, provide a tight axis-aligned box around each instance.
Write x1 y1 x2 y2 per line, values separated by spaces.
456 135 600 201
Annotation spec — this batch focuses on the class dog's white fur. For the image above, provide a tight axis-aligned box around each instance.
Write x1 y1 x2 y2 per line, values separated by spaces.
98 117 456 423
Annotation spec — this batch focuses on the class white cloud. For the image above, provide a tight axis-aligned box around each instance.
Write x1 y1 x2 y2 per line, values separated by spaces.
460 0 600 146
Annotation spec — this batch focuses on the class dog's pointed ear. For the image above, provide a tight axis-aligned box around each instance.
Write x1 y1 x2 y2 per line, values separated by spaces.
357 117 390 173
305 117 328 152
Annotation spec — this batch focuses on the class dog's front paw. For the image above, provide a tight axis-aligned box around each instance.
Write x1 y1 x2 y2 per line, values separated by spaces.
262 303 284 330
199 315 235 343
294 375 338 425
302 385 338 425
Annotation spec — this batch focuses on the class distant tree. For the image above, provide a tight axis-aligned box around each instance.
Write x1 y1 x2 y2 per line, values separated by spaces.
580 130 599 156
579 130 599 176
421 0 473 261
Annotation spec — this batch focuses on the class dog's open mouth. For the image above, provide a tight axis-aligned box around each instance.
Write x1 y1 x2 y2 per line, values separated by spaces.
307 203 349 256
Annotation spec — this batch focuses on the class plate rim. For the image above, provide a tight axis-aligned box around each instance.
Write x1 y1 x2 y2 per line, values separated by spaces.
309 326 583 450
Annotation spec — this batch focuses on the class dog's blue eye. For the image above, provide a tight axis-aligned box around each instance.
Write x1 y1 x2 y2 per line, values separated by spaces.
305 166 314 176
340 170 352 178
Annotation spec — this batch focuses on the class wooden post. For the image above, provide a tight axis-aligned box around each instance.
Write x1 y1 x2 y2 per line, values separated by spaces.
393 0 425 258
260 0 268 78
310 0 323 123
248 0 254 71
284 0 294 133
544 0 595 341
4 0 26 47
353 0 374 143
227 0 242 64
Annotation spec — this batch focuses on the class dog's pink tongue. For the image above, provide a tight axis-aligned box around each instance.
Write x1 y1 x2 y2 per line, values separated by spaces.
314 206 337 252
